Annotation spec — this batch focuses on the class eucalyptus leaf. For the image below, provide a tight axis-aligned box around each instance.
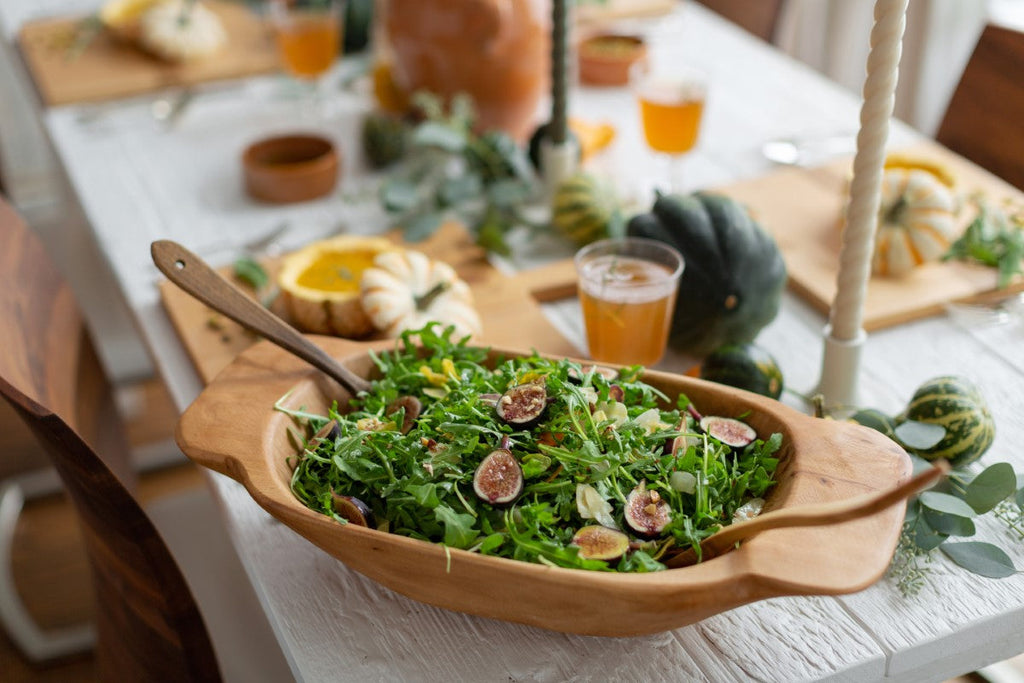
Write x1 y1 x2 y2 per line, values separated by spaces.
413 121 467 153
381 179 421 213
437 175 483 208
487 178 532 207
965 462 1017 514
911 515 948 551
894 420 946 450
923 509 976 537
1017 487 1024 509
941 541 1018 578
403 211 444 242
919 491 977 518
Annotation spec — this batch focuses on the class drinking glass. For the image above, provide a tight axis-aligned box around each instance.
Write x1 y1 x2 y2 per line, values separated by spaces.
631 60 707 193
268 0 344 117
574 237 684 367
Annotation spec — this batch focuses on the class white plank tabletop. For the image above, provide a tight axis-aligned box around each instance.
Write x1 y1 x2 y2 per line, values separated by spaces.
6 1 1024 681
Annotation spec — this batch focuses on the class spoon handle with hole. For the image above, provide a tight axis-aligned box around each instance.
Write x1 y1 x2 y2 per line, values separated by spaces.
151 239 371 396
666 460 949 568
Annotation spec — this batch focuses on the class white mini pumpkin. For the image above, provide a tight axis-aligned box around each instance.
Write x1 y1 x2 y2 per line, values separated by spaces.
360 250 482 339
872 167 958 277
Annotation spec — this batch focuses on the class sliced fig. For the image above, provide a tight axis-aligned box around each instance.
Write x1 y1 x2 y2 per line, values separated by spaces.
699 416 757 448
624 482 672 538
495 383 548 427
568 365 619 383
472 448 524 505
331 492 376 528
572 525 630 561
607 384 625 402
306 420 340 452
387 395 422 434
664 417 691 455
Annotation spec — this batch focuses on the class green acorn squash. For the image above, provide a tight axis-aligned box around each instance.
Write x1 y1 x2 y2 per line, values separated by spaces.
626 192 787 357
899 375 995 467
699 342 783 399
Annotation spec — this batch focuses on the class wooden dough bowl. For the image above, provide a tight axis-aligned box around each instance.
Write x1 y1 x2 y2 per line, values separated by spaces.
176 337 911 637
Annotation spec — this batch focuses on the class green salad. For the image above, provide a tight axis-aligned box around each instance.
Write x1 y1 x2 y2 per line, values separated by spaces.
281 325 781 572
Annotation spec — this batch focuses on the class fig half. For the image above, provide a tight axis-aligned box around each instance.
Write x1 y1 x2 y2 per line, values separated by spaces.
331 492 376 528
495 383 548 428
473 448 524 505
572 525 630 561
624 482 672 538
699 416 757 448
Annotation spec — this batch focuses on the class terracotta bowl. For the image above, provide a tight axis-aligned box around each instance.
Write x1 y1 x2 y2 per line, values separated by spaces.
242 134 339 204
578 33 648 87
177 337 911 637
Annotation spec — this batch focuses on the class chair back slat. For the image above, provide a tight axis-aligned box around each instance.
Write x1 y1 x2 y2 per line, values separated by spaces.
0 197 221 682
937 24 1024 191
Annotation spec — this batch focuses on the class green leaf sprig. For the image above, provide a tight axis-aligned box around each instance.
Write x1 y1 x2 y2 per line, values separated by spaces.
374 92 542 255
280 323 781 573
944 195 1024 288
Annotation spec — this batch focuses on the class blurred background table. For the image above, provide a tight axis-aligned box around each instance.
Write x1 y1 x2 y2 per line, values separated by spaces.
3 1 1024 681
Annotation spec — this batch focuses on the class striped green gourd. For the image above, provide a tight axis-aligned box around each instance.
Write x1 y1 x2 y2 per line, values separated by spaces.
552 173 613 246
901 375 995 467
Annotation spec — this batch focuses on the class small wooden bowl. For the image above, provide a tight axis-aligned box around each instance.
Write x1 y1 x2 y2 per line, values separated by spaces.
177 338 912 637
578 33 648 87
242 134 339 204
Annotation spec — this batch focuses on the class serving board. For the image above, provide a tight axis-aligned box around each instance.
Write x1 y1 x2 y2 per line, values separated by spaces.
728 139 1024 331
17 1 280 106
158 222 582 385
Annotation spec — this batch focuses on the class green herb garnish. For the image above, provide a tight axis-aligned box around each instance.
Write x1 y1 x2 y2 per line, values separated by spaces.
944 197 1024 288
281 324 780 572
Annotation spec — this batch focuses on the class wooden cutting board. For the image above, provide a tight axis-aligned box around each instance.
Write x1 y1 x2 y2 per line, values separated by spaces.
17 1 281 106
725 139 1024 331
158 222 582 386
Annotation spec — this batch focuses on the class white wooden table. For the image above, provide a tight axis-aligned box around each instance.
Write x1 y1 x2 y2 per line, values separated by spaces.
6 2 1024 681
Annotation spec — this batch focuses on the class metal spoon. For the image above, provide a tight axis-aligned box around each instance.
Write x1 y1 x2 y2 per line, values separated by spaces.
151 239 371 396
665 460 949 568
761 135 857 167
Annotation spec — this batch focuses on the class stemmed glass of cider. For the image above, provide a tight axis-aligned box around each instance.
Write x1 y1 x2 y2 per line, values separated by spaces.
574 237 684 367
631 60 707 193
268 0 344 117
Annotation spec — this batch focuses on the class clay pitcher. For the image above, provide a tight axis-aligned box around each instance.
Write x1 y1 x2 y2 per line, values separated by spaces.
380 0 550 142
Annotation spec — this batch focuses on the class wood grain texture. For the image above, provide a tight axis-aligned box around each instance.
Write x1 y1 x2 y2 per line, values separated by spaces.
177 335 911 637
16 1 279 106
0 198 221 682
936 23 1024 191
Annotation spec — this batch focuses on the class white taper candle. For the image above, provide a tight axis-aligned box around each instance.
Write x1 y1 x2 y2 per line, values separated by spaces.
818 0 908 407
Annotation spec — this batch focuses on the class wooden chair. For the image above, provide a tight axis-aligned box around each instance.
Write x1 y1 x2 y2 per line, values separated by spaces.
696 0 785 43
0 196 293 681
936 23 1024 191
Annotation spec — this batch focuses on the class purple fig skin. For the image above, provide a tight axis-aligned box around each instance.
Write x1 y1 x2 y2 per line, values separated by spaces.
331 493 376 528
572 525 630 561
387 395 422 434
699 416 757 448
495 383 548 427
473 448 524 505
624 483 672 538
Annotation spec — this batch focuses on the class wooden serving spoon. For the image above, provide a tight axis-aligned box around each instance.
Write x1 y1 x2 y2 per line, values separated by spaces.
664 460 950 568
151 239 372 397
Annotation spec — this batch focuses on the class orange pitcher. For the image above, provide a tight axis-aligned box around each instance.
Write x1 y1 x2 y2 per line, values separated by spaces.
377 0 550 142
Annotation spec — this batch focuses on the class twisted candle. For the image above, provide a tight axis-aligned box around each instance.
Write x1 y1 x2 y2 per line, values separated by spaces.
828 0 908 341
550 0 569 144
